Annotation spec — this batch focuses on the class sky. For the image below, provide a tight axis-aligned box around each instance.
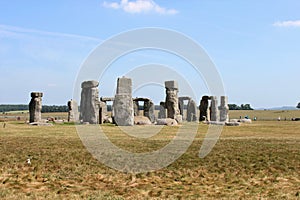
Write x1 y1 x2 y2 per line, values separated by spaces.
0 0 300 108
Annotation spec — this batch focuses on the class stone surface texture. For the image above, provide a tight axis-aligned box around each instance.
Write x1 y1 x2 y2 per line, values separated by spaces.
67 99 79 122
164 80 182 123
113 77 134 126
80 80 100 124
29 92 43 123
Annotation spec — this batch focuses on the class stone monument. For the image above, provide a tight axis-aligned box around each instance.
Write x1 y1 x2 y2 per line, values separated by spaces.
80 80 100 124
29 92 43 123
199 96 210 121
219 96 229 122
164 80 182 123
187 99 197 122
158 102 167 119
113 77 134 126
210 96 219 122
67 99 79 122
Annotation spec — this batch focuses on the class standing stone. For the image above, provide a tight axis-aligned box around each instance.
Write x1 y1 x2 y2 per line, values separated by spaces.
144 100 155 123
199 96 210 121
29 92 43 123
178 96 192 120
80 80 100 124
113 77 134 126
158 102 167 119
133 100 139 116
67 99 79 122
165 81 182 123
187 99 197 122
219 96 229 122
210 96 219 122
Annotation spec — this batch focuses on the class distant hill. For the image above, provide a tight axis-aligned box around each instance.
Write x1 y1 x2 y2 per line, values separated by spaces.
256 106 298 110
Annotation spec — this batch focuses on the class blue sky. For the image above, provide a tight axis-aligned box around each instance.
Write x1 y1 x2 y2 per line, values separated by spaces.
0 0 300 108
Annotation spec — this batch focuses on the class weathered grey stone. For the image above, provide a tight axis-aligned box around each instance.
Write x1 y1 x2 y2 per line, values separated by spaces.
134 116 152 125
133 97 155 123
116 77 132 95
219 96 229 122
210 96 219 122
100 97 114 102
225 122 240 126
199 96 210 121
158 102 167 119
80 80 100 124
207 121 225 125
67 99 79 122
29 92 43 123
81 80 99 88
99 101 108 124
29 122 53 126
178 96 192 120
144 99 155 123
187 99 197 122
238 119 252 124
99 97 114 124
113 77 134 126
164 80 181 123
156 118 178 126
133 100 140 116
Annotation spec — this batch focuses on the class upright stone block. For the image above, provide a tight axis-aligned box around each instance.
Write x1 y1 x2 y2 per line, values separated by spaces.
187 99 197 122
210 96 219 122
29 92 43 123
113 77 134 126
144 100 155 123
219 96 229 122
158 102 167 119
116 77 132 94
67 99 79 122
80 80 100 124
199 96 210 121
165 80 182 123
133 100 139 116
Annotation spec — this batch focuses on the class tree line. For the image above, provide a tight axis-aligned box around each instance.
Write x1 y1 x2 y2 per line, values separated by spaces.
1 103 254 113
228 104 253 110
0 104 68 113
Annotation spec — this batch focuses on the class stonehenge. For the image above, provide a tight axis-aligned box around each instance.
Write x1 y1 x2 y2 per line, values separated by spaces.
199 95 229 122
79 80 100 124
29 92 43 123
67 99 79 122
28 77 233 127
133 97 155 123
164 81 182 123
113 77 134 126
219 96 229 122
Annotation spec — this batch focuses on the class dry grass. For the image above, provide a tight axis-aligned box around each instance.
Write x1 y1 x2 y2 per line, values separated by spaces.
0 113 300 199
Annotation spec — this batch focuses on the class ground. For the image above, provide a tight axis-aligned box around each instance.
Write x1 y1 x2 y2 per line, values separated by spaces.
0 111 300 199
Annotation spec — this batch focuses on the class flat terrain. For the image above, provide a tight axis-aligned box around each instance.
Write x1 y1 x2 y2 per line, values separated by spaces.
0 111 300 199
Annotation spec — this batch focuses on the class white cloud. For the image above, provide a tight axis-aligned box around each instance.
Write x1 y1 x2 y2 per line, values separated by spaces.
273 20 300 27
103 0 178 15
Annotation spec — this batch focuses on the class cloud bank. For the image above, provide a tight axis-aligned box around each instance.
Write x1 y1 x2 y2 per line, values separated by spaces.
273 20 300 27
103 0 178 15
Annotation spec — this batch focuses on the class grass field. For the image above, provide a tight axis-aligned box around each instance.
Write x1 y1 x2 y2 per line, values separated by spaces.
0 111 300 199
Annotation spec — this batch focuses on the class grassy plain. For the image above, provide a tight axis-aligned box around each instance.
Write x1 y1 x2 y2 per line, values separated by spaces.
0 111 299 199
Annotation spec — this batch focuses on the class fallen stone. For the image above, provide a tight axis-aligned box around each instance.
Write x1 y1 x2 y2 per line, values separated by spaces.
239 119 252 124
225 122 240 126
134 116 152 125
29 122 53 126
156 118 178 126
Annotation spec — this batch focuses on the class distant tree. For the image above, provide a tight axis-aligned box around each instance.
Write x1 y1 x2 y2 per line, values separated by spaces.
228 103 253 110
297 102 300 109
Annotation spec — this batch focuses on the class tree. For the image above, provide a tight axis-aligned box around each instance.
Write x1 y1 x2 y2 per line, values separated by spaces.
228 103 253 110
